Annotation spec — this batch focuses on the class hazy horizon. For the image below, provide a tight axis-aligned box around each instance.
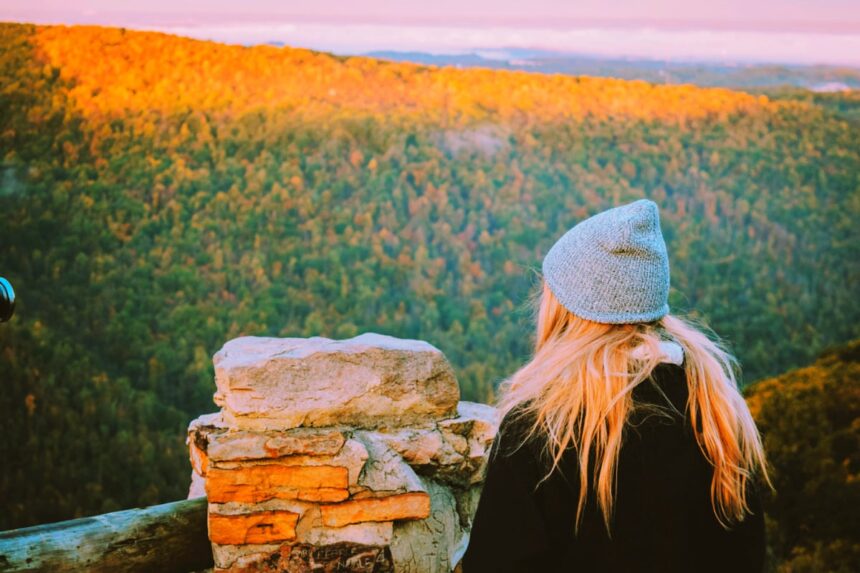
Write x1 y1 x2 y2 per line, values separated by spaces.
3 1 860 67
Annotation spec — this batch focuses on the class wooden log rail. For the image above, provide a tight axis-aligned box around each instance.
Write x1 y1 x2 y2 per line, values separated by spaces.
0 497 213 573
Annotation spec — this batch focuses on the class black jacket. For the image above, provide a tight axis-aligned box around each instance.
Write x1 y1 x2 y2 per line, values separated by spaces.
462 362 766 573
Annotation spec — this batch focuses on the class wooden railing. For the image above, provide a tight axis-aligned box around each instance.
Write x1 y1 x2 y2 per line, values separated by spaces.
0 497 212 573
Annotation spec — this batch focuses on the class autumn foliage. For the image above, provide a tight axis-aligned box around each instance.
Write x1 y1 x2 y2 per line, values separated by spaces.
0 23 858 572
33 25 774 123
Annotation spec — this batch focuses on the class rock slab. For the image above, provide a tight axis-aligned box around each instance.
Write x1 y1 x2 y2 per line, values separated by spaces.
213 333 460 430
189 332 499 572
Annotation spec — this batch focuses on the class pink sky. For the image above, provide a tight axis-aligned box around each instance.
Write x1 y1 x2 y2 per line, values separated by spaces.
3 0 860 65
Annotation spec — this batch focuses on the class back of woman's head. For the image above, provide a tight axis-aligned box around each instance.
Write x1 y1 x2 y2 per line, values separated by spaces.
496 199 770 535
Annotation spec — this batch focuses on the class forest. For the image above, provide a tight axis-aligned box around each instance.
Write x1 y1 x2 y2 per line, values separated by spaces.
0 22 857 571
746 341 860 571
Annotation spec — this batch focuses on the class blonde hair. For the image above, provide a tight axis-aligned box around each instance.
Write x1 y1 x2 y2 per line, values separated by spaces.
495 278 771 535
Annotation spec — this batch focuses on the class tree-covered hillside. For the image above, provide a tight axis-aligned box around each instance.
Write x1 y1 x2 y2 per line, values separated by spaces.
746 339 860 572
0 22 858 529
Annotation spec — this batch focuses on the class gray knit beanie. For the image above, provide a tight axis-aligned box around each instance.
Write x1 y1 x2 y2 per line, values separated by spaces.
541 198 670 324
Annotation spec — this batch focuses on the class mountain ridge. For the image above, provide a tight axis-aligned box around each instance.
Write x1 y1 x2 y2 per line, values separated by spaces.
27 22 777 122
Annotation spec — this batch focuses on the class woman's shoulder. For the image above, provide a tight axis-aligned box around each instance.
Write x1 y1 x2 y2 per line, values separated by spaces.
493 403 569 479
494 402 541 456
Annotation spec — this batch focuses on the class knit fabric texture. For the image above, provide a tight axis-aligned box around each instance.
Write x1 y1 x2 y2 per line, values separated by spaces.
541 198 670 324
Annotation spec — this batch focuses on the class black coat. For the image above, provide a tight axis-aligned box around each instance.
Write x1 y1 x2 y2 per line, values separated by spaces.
461 362 766 573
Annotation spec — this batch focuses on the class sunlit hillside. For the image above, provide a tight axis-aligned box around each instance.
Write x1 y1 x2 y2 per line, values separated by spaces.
745 339 860 571
33 25 770 121
1 24 858 564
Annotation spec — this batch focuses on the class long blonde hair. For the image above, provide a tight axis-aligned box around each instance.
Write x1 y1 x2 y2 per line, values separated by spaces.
496 278 771 535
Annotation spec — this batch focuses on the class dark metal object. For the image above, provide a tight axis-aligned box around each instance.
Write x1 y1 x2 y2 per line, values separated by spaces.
0 277 13 322
0 497 213 572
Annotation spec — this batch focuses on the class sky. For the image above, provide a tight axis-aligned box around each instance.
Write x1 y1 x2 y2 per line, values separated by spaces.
3 0 860 66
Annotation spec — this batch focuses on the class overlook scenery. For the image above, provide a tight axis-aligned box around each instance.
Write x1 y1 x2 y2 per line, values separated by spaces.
0 1 858 571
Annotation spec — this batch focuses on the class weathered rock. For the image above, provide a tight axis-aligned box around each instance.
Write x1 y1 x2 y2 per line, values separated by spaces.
214 541 396 572
206 464 350 504
377 428 453 467
212 333 460 430
438 402 498 451
189 436 209 476
353 431 426 495
319 493 431 528
285 542 394 572
296 504 394 546
453 485 484 530
211 438 369 488
188 333 500 572
378 401 499 487
207 428 346 462
390 478 464 573
211 543 281 570
300 522 393 547
189 411 228 432
208 510 299 545
209 499 316 516
187 411 225 481
189 470 206 499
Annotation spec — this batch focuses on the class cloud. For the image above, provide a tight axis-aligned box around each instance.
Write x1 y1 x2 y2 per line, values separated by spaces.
152 22 860 66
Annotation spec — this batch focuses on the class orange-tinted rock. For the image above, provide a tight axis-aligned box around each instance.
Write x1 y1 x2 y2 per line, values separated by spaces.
207 464 349 504
210 438 369 488
189 436 209 476
209 510 298 545
320 493 431 528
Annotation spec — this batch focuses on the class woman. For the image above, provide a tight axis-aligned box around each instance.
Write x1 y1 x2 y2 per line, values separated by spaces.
461 199 771 573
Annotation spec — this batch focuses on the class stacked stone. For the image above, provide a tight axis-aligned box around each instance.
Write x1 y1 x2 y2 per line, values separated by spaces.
187 333 498 572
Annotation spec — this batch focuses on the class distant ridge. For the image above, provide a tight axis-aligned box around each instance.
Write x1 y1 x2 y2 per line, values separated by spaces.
28 23 771 122
366 49 860 90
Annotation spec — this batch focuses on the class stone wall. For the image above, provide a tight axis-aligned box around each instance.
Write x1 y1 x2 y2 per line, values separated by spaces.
187 333 499 572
